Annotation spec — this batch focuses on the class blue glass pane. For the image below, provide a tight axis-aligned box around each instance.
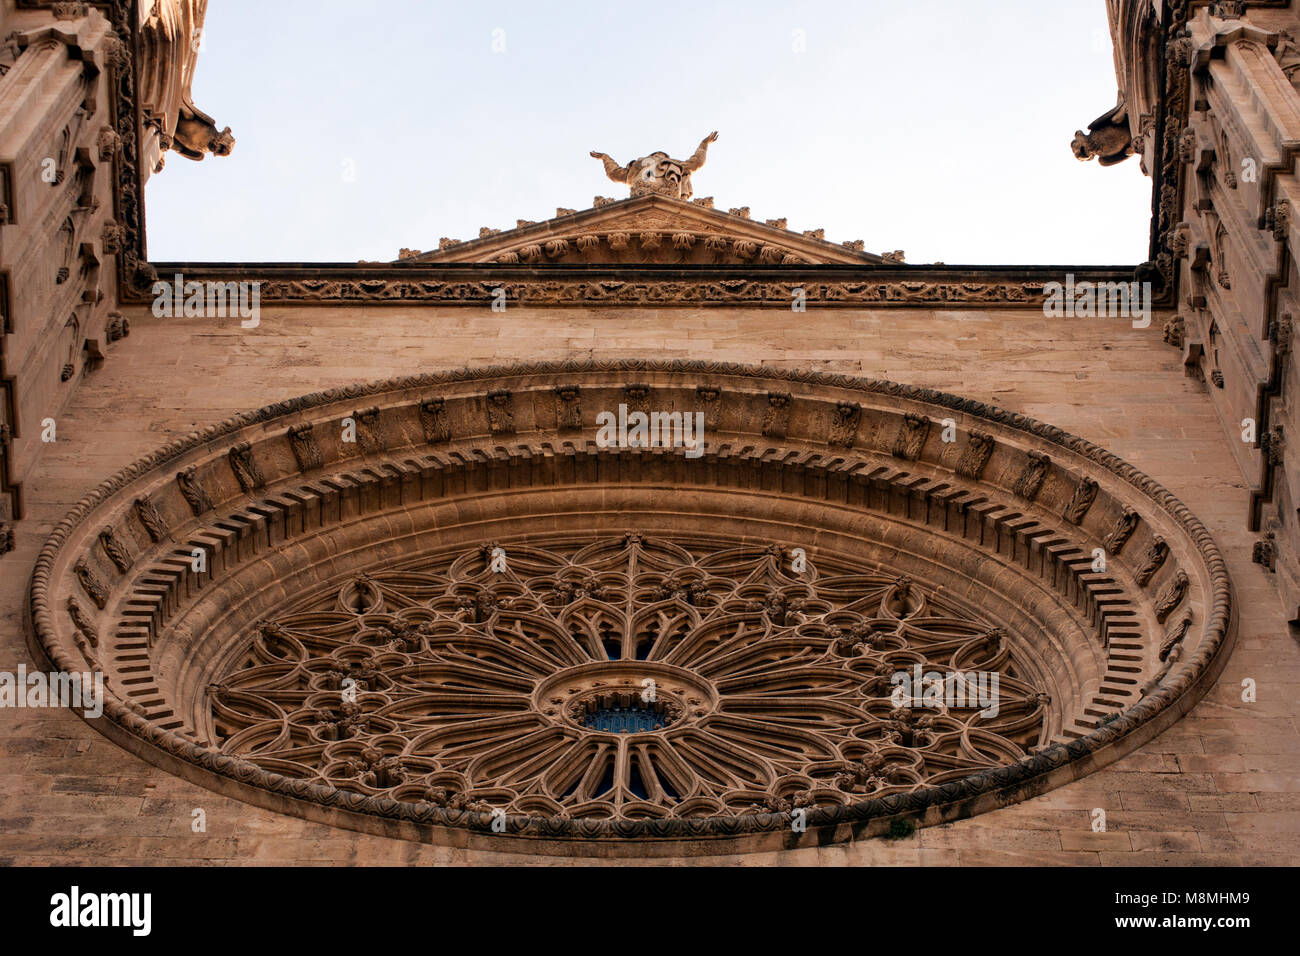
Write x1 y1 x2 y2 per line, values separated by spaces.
583 705 664 733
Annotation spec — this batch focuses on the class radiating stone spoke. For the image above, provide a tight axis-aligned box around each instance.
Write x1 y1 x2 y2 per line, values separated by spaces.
209 533 1048 818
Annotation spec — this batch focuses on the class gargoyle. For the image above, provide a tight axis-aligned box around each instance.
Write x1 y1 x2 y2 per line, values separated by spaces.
172 98 235 160
1071 95 1134 166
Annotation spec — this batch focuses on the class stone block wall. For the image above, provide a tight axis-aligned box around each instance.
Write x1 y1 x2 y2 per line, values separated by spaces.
0 1 126 533
0 301 1294 864
1107 0 1300 625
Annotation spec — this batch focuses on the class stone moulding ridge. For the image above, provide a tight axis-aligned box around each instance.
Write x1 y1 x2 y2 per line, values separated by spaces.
130 263 1148 309
28 359 1235 851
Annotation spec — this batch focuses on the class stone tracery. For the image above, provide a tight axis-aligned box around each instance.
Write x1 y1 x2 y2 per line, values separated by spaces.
210 534 1049 819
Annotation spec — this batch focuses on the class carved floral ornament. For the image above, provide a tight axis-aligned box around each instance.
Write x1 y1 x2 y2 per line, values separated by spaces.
29 361 1233 853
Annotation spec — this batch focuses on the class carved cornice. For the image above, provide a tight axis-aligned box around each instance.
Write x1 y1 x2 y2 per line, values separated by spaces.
139 265 1141 308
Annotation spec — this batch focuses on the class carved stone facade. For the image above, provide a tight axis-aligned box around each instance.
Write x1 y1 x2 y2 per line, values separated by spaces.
1096 0 1300 626
0 3 120 525
0 0 1296 865
27 363 1231 853
0 0 230 528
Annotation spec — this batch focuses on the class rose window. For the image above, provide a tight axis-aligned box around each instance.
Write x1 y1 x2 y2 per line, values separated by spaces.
209 534 1050 820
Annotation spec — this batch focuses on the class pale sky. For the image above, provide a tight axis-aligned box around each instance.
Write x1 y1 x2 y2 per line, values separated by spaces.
144 0 1153 265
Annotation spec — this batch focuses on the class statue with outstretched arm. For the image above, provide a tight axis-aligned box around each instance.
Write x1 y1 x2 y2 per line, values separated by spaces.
589 132 719 200
683 130 719 172
590 150 631 183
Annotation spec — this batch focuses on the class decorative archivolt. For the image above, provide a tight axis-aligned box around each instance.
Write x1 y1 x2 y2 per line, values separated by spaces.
29 360 1231 850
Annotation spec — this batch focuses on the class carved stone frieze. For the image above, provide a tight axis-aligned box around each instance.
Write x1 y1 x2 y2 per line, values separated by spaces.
828 402 860 447
762 392 792 438
105 311 129 341
554 386 581 431
486 391 515 435
352 407 384 453
1163 315 1185 349
1253 532 1277 571
73 557 107 609
1159 613 1193 662
1154 570 1190 622
66 596 98 650
227 442 264 492
97 524 131 573
1136 536 1170 587
1102 507 1140 556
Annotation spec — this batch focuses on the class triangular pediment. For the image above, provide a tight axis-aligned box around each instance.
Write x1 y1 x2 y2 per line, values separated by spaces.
395 195 896 267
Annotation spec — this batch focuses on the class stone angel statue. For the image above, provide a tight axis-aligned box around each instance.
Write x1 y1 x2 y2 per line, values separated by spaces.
590 131 718 200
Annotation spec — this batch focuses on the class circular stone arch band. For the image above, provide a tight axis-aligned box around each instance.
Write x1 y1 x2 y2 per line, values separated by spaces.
27 360 1235 856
